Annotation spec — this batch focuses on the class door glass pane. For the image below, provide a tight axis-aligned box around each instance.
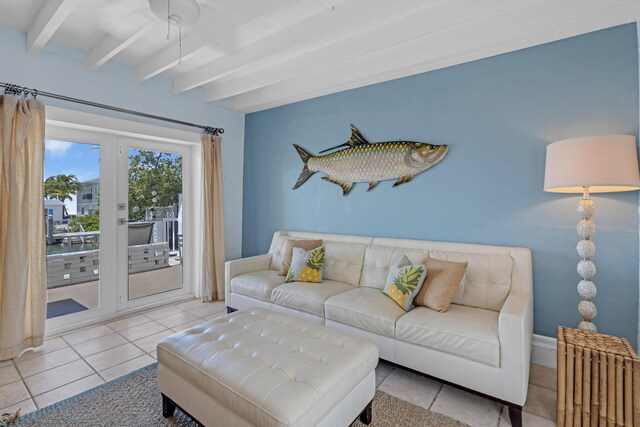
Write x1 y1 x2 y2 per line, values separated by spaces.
127 149 183 299
44 140 100 318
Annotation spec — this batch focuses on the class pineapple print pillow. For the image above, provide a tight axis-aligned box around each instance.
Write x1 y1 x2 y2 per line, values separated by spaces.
382 255 427 311
285 246 325 283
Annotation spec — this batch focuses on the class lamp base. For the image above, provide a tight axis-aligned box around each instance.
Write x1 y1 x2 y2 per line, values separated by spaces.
578 320 597 333
576 187 597 333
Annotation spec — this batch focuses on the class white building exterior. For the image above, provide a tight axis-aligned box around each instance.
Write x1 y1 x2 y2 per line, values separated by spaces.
77 178 99 216
44 199 64 222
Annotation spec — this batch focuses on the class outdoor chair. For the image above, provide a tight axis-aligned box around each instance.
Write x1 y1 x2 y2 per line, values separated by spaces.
128 222 154 246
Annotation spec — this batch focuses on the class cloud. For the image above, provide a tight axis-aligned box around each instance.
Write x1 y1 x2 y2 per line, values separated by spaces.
45 140 73 157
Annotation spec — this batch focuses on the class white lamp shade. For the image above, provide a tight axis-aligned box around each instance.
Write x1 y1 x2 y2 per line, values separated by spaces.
544 135 640 193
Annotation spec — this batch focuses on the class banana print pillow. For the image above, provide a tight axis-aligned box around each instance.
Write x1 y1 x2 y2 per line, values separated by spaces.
382 255 427 311
285 246 325 283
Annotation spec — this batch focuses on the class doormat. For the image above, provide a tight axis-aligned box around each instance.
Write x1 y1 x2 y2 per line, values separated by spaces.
46 299 89 319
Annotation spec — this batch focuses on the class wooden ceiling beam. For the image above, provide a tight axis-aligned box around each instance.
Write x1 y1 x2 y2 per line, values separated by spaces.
230 0 637 113
134 0 294 84
88 22 156 71
202 0 521 103
172 0 429 95
27 0 80 54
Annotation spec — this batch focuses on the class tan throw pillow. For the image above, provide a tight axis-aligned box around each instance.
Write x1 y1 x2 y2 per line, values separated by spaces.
279 239 323 275
414 257 468 312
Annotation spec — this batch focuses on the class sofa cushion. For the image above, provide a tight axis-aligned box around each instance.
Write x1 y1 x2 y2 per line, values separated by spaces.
359 245 429 289
270 236 367 287
325 287 406 337
231 270 285 301
280 239 323 275
395 304 500 367
272 280 354 317
322 241 367 286
429 251 513 312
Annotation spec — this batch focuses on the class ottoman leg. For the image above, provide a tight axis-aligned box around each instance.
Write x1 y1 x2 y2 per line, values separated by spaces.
359 400 373 425
162 394 176 418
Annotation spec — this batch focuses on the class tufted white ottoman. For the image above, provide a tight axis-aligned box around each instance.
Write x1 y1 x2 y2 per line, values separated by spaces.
157 307 379 427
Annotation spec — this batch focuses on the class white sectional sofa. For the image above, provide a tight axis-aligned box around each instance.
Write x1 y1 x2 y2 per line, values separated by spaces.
225 230 533 422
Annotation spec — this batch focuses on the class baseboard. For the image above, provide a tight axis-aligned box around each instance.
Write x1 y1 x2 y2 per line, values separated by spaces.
532 334 557 368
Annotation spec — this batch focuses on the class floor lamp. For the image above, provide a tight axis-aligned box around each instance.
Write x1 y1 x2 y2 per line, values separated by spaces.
544 135 640 333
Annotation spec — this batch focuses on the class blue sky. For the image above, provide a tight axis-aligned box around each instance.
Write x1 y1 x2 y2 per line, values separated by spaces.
45 139 100 215
44 141 182 215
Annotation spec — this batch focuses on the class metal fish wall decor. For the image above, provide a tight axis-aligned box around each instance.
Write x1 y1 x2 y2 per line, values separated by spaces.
292 125 449 196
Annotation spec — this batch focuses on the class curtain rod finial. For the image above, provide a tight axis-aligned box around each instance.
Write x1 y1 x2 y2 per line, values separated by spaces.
204 126 224 136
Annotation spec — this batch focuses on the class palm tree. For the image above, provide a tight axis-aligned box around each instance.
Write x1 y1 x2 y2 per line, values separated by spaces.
44 174 82 217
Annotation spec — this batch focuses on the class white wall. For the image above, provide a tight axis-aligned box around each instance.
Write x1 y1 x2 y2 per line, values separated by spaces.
0 25 245 259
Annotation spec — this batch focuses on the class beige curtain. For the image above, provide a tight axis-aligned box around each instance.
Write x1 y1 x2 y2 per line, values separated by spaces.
201 133 226 301
0 95 46 361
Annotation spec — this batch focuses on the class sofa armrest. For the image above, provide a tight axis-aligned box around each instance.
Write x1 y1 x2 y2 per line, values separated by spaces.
224 254 273 304
498 286 533 405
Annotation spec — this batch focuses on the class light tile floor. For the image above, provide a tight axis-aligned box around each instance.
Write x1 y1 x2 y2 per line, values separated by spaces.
375 360 557 426
0 299 227 416
0 300 557 427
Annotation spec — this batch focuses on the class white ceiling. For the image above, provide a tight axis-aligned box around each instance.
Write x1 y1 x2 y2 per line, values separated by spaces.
0 0 637 113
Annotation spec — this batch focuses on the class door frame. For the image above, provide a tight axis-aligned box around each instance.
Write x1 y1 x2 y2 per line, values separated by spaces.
44 106 203 336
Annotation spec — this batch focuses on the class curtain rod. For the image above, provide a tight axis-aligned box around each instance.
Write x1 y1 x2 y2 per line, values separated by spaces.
1 82 224 136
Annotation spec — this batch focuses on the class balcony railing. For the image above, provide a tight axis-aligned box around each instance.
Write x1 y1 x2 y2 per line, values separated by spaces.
46 242 170 289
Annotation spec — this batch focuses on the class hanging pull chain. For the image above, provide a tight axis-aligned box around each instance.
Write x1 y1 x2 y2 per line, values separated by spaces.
166 0 171 40
179 26 182 64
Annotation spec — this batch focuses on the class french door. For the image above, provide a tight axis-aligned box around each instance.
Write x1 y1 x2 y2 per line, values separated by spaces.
44 124 196 332
115 136 193 311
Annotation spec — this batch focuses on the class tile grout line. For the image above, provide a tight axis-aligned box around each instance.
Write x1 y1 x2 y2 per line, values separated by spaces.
62 333 103 380
115 327 169 346
27 320 153 406
95 354 155 382
22 335 107 408
9 358 36 404
426 382 443 412
12 350 88 403
0 397 34 414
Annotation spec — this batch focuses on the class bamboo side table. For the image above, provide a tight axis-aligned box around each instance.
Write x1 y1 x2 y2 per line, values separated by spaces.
557 326 640 427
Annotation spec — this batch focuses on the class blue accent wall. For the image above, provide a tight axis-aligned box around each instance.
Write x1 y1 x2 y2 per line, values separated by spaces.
243 25 639 344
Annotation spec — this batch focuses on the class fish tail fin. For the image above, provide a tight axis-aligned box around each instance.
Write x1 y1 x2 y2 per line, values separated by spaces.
292 144 316 189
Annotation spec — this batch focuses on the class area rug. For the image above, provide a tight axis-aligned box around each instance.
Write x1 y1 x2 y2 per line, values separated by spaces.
14 364 467 426
46 298 88 319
